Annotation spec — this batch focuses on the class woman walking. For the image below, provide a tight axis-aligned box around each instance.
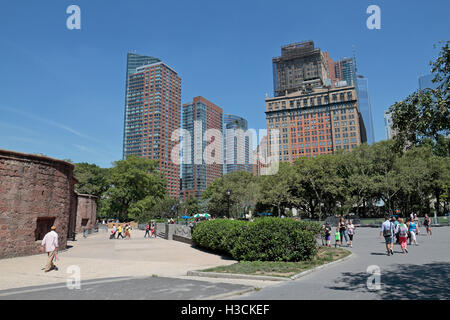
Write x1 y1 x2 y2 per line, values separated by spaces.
396 218 409 254
347 220 355 247
423 214 432 236
338 217 349 246
408 218 418 245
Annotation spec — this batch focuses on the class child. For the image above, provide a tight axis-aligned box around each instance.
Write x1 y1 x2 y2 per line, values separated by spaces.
324 223 332 247
335 228 341 248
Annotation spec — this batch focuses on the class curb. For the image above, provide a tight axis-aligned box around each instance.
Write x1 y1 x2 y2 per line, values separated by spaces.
200 287 256 300
290 252 353 280
187 251 354 282
187 271 289 282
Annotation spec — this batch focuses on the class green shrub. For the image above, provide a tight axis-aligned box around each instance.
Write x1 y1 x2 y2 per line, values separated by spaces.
192 219 248 254
231 218 319 262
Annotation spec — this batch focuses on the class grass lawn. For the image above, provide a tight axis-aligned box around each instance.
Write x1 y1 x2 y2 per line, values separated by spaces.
199 246 351 278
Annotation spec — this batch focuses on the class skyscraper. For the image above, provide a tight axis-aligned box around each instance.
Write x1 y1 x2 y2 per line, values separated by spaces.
223 114 252 174
384 111 395 140
335 57 357 87
357 75 375 145
272 41 329 97
182 97 223 200
419 74 438 90
123 54 181 198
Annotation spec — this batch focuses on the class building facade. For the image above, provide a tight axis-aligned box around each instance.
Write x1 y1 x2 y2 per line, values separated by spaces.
335 57 357 87
182 97 223 200
123 55 181 198
272 41 329 97
357 75 375 145
266 85 364 162
384 111 396 140
223 114 252 174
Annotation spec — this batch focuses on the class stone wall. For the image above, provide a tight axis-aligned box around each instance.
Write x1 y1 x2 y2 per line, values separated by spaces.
75 193 98 233
0 149 76 259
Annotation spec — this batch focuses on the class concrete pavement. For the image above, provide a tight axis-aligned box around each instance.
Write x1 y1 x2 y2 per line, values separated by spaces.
232 226 450 300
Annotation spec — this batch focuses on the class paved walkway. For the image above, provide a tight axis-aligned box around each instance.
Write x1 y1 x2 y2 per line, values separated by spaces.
233 226 450 300
0 229 275 298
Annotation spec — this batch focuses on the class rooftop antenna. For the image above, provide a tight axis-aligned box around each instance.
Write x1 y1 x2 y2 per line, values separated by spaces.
352 45 357 73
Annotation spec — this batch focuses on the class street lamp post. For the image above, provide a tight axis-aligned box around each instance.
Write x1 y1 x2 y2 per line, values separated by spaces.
226 189 231 219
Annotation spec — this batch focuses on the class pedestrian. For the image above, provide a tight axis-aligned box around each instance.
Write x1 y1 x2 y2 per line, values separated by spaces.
338 217 349 246
151 222 156 238
392 216 400 244
40 226 59 272
408 219 418 246
334 228 341 248
117 224 124 239
347 220 355 247
423 214 432 236
110 224 117 239
414 214 420 235
125 224 131 239
396 218 409 254
380 216 395 256
144 223 150 238
324 223 332 247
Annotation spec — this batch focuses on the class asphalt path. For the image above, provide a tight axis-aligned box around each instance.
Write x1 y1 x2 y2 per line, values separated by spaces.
1 226 448 300
233 226 450 300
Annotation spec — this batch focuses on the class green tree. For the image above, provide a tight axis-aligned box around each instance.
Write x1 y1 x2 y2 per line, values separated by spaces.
388 41 450 155
73 162 109 197
101 155 167 221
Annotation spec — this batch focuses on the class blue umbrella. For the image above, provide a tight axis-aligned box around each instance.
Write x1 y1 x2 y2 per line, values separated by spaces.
181 216 191 219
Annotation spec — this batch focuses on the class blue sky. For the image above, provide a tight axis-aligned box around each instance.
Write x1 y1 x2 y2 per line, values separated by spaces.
0 0 449 167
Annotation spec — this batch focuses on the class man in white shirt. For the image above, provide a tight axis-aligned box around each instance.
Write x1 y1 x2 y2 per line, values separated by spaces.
380 216 395 256
41 226 59 272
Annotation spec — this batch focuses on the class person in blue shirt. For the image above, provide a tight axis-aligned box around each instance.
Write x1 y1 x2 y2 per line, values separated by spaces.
408 219 418 245
380 216 395 256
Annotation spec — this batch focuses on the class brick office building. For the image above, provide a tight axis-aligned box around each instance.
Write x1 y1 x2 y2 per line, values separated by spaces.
266 85 365 162
0 149 77 259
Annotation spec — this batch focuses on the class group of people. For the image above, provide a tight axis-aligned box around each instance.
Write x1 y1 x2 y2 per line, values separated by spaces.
323 217 356 248
144 222 157 238
110 224 132 239
381 214 432 255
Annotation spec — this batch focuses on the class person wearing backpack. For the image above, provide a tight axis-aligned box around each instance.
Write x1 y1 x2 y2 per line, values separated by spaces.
380 216 395 256
396 218 409 254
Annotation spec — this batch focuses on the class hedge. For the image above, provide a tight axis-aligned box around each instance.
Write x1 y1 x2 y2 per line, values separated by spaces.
191 219 248 254
192 218 321 262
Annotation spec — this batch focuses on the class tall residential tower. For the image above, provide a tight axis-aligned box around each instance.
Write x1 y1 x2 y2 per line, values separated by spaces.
123 53 181 198
182 97 223 200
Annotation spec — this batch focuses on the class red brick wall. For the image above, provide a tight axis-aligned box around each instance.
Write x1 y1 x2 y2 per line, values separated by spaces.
0 149 76 259
75 194 98 233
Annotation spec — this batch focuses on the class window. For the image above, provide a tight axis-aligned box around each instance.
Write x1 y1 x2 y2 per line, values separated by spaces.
35 217 56 241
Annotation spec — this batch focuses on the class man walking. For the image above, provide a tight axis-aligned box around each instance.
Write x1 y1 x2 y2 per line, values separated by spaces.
40 226 59 272
380 216 395 256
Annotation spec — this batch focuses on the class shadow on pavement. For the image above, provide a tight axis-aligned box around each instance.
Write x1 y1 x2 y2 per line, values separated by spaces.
326 262 450 300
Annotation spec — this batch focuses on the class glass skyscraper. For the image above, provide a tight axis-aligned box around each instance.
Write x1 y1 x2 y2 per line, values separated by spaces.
182 97 223 200
223 114 252 174
122 53 181 198
357 75 375 145
419 74 438 90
